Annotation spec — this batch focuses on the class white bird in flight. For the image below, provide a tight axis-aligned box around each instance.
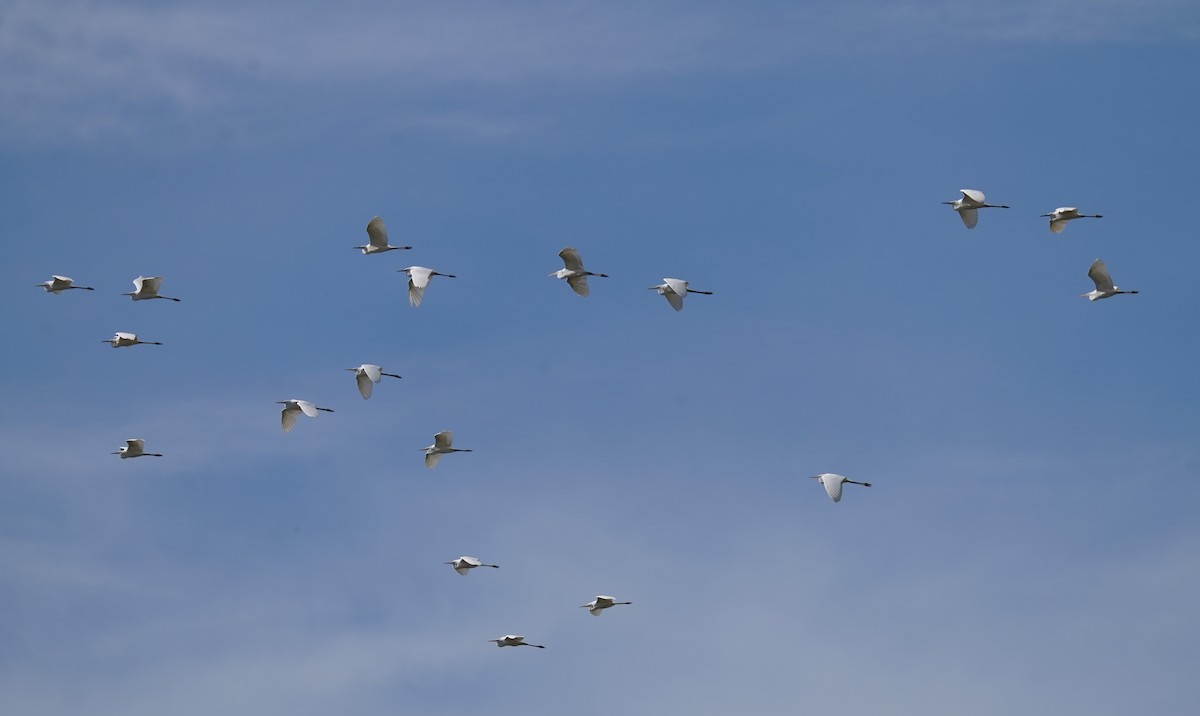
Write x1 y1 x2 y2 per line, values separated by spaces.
1041 207 1103 234
103 332 162 348
1082 258 1139 301
580 595 633 616
356 216 412 254
398 266 456 307
488 635 545 649
551 247 608 297
445 555 499 575
345 364 402 399
423 431 472 468
123 276 181 301
650 277 713 311
37 275 94 293
277 399 334 432
811 473 872 503
942 189 1009 229
112 438 162 459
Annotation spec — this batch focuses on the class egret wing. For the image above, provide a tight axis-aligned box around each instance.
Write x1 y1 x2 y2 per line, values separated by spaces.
559 247 585 272
663 289 684 311
960 189 985 205
406 267 433 288
115 332 137 341
453 564 470 575
408 281 425 307
362 364 383 383
141 276 163 295
957 207 979 229
434 431 453 449
296 400 319 418
821 474 845 502
663 278 688 295
366 216 389 249
461 556 482 567
425 452 443 469
1049 219 1067 234
566 274 590 297
356 371 374 399
1088 259 1115 292
126 439 144 452
281 407 299 433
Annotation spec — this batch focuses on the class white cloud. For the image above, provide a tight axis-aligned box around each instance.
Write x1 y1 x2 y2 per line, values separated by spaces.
3 0 1193 144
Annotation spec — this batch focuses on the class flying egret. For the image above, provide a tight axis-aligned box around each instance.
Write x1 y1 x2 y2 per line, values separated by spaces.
580 595 633 616
423 431 472 468
277 399 334 432
123 276 180 301
345 364 402 400
1082 258 1139 301
551 247 608 297
356 216 412 254
1042 207 1103 234
488 635 545 649
103 332 162 348
398 266 456 307
112 438 163 459
37 275 94 293
942 189 1009 229
445 556 499 575
650 277 712 311
811 473 872 503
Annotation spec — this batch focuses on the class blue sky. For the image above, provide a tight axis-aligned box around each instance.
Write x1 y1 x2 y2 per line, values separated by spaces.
3 1 1199 714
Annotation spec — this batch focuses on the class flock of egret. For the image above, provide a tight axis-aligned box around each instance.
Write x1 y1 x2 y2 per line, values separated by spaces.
946 188 1136 302
41 193 1131 652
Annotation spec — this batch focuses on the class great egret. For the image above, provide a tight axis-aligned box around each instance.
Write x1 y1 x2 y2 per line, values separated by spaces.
488 635 545 649
37 275 94 293
356 216 412 254
277 399 334 432
103 332 162 348
123 276 180 301
399 266 456 307
111 438 162 458
1042 207 1103 233
1083 258 1139 301
424 431 472 468
346 364 402 399
551 247 608 297
445 556 499 575
650 278 712 311
580 595 632 616
942 189 1009 229
811 473 872 503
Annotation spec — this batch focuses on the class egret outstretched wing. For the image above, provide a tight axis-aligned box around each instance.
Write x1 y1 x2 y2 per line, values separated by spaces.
366 216 389 249
1088 259 1115 292
821 474 846 502
425 452 443 469
355 371 374 399
960 189 985 205
434 431 453 449
281 407 300 433
567 274 590 297
957 208 979 229
559 247 585 272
